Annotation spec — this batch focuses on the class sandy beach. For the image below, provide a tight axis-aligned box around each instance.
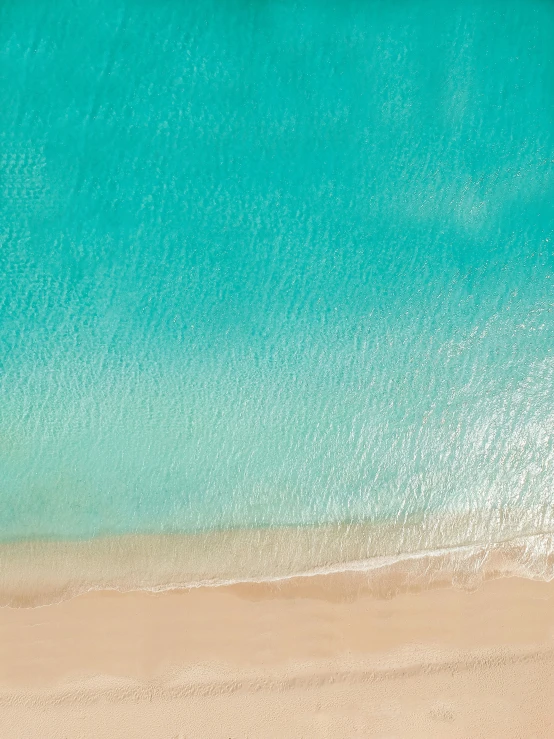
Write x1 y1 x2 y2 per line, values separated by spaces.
1 573 553 737
2 0 553 736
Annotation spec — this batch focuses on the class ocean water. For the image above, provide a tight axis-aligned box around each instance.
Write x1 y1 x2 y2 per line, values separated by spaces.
1 0 554 571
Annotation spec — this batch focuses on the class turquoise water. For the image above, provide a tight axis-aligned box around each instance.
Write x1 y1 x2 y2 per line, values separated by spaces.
1 0 553 547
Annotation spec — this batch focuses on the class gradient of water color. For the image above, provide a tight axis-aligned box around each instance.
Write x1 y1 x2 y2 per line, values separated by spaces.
1 0 553 568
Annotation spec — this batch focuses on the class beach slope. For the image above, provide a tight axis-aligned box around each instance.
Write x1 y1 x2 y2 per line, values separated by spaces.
1 574 552 738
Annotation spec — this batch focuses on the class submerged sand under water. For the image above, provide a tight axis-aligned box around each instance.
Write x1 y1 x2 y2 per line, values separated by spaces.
2 505 554 607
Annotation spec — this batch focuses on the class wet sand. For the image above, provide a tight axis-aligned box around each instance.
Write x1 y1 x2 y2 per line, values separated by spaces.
2 507 554 608
1 573 553 737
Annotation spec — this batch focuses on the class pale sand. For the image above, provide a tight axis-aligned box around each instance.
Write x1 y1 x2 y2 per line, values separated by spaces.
1 574 553 737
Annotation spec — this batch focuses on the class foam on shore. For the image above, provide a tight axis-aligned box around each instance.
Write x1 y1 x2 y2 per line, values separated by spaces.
2 505 554 607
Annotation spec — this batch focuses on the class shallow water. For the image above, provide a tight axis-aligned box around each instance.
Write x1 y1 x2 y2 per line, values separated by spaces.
1 0 553 561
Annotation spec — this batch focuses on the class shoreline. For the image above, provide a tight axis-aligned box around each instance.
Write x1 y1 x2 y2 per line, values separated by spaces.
1 573 553 737
1 508 554 607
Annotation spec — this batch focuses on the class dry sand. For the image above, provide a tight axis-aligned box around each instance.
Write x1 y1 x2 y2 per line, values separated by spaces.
1 573 553 738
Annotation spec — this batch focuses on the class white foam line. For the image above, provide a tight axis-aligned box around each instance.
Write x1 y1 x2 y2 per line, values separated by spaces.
79 530 554 595
9 529 554 609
